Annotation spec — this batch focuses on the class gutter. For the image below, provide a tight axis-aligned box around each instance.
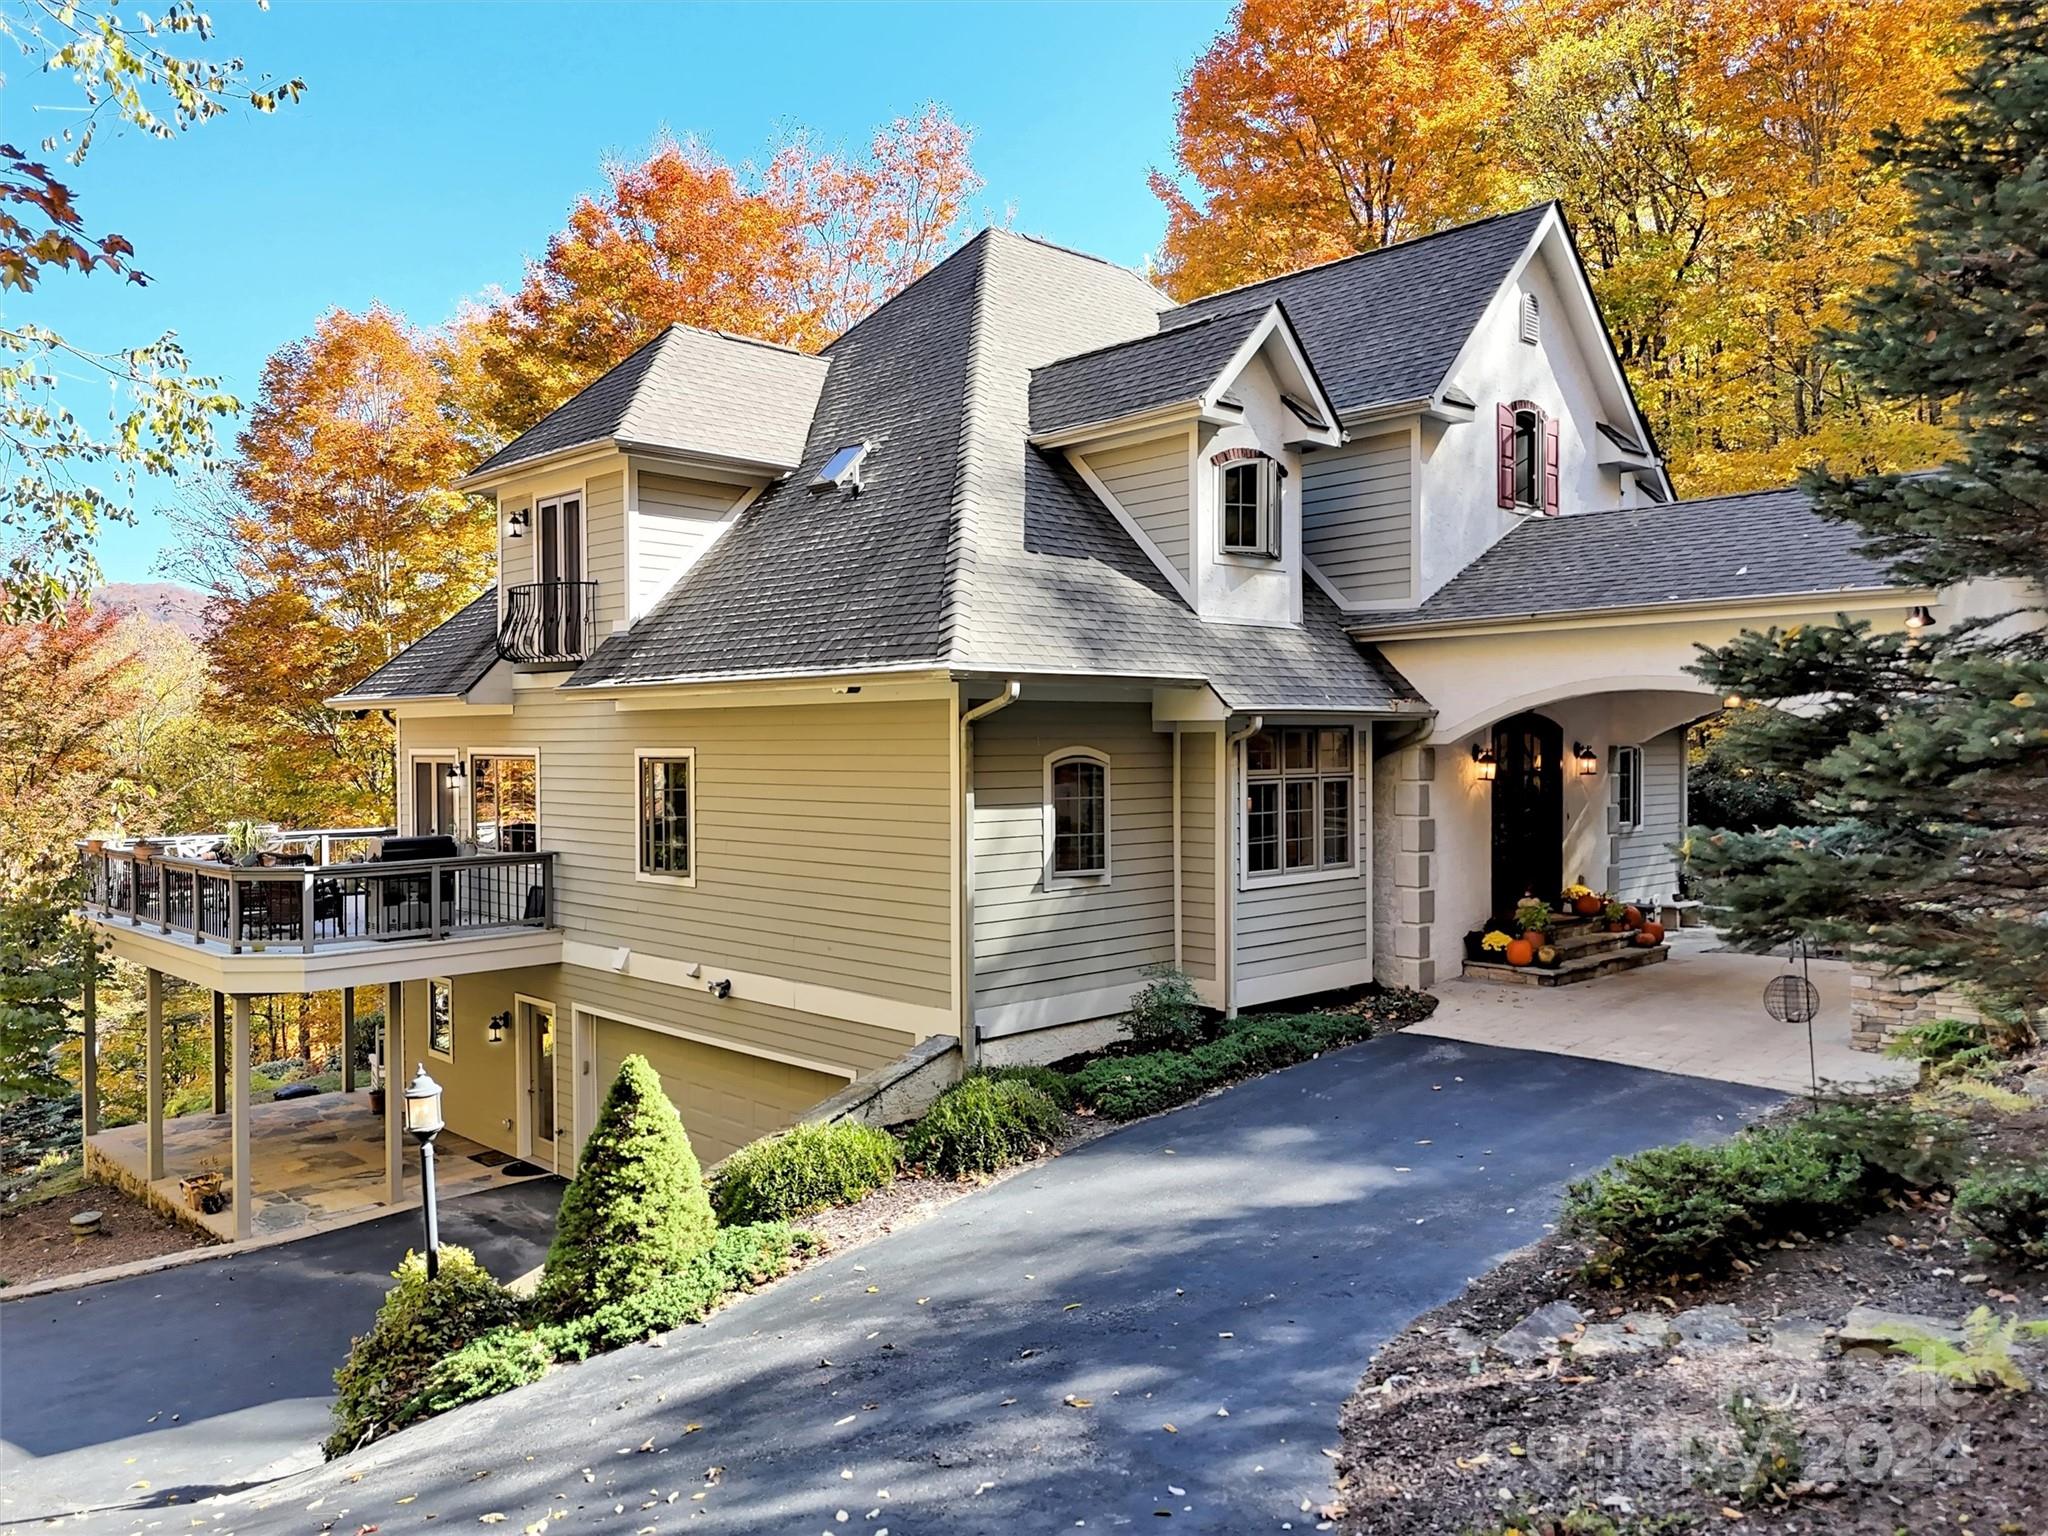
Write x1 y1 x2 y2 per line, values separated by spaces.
1348 585 1933 643
957 681 1022 1068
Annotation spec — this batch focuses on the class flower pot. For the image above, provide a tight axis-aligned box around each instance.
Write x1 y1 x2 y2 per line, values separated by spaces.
1505 938 1536 967
1574 893 1602 917
180 1171 227 1215
368 1087 386 1115
1521 928 1546 950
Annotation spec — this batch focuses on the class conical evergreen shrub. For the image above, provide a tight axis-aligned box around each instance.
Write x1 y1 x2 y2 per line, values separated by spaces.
533 1053 715 1322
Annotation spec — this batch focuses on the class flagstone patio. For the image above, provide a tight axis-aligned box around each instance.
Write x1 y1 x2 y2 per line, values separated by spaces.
84 1089 545 1244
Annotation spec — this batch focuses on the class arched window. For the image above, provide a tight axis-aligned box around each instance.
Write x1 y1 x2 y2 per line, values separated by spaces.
1045 748 1110 883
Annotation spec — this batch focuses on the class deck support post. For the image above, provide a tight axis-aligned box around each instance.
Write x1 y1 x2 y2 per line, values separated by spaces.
384 979 404 1204
80 937 99 1140
231 993 252 1241
144 966 165 1181
211 991 227 1114
342 985 357 1093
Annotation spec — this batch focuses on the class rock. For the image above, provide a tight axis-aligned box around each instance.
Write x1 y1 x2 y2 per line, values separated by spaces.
1838 1305 1963 1351
2023 1073 2048 1103
1572 1320 1667 1360
1492 1301 1585 1363
1440 1326 1489 1359
1671 1303 1752 1350
68 1210 103 1235
1762 1317 1832 1361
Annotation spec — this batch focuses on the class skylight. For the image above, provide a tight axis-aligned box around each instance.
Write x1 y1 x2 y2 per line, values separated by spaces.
811 442 870 494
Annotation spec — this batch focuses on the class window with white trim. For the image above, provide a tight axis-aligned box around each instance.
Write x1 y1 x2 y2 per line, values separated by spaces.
427 977 454 1060
470 753 538 852
1244 727 1355 877
1613 745 1643 829
1219 457 1280 557
1046 749 1110 882
637 751 694 880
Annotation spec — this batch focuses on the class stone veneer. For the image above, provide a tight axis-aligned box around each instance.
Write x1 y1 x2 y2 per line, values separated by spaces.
1384 745 1438 991
1848 966 1990 1053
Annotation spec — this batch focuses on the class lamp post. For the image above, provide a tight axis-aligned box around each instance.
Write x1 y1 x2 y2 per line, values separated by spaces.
403 1064 446 1278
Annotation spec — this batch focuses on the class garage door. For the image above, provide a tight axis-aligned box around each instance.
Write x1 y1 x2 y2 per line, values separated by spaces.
591 1017 846 1166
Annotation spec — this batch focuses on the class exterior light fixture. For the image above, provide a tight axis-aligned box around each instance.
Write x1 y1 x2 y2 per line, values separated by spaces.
506 508 529 540
445 760 467 791
403 1064 446 1278
1471 744 1498 783
1722 693 1744 709
1572 742 1598 777
1906 604 1935 633
487 1011 509 1046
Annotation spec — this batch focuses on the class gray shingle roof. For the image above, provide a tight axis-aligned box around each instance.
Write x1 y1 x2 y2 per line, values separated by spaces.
1028 308 1265 436
565 230 1419 713
467 325 828 480
1349 488 1903 635
331 587 500 703
1166 203 1551 418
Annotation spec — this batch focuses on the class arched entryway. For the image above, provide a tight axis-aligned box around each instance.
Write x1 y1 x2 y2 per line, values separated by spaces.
1489 710 1563 915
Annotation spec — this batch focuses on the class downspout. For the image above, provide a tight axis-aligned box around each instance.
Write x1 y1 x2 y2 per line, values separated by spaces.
1171 726 1182 970
958 681 1022 1070
1220 715 1264 1019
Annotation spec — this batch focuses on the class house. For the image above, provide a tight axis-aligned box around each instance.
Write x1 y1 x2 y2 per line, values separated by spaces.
76 203 1931 1236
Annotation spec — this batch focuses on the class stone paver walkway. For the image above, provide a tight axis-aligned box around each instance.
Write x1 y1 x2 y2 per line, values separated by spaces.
1414 928 1912 1095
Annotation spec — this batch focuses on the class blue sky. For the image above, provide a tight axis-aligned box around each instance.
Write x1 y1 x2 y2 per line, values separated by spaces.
29 0 1230 583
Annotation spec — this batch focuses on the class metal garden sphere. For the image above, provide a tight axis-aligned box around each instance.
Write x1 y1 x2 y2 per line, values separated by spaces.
1764 972 1821 1025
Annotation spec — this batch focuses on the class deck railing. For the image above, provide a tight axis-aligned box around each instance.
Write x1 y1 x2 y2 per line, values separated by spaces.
80 831 556 954
499 580 597 664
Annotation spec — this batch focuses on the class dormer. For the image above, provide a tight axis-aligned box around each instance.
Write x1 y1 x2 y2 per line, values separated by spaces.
456 325 829 661
1029 303 1341 628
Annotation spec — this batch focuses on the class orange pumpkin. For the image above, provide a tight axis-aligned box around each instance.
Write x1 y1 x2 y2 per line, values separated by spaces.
1574 893 1603 917
1506 938 1536 967
1636 923 1666 946
1623 905 1645 930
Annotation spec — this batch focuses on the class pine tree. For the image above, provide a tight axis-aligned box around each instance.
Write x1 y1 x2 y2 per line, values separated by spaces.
1687 2 2048 1034
532 1055 715 1323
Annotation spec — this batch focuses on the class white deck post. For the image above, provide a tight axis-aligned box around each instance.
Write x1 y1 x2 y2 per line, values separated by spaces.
80 938 99 1139
231 993 252 1241
144 966 164 1181
384 979 404 1203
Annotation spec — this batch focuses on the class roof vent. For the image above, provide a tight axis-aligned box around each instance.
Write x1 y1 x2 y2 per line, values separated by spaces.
811 442 871 495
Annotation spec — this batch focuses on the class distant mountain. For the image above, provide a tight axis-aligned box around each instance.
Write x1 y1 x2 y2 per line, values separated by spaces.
95 581 209 639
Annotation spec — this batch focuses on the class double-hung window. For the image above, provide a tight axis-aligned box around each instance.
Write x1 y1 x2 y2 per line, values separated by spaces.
1219 457 1280 557
1613 745 1643 830
636 750 695 882
1046 749 1110 883
1244 727 1356 877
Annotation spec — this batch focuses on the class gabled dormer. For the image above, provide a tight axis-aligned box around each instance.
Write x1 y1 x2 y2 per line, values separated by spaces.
456 325 829 663
1029 303 1341 628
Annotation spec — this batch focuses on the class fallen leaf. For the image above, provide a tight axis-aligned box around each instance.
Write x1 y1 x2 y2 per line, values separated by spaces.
479 1516 507 1525
1162 1423 1177 1433
1064 1395 1093 1409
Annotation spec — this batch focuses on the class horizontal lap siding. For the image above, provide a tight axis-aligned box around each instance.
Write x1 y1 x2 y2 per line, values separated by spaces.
635 472 746 614
1610 728 1685 904
399 694 954 1011
1235 874 1372 981
1083 434 1190 579
586 471 627 635
1302 432 1412 604
973 702 1175 1010
1180 728 1218 981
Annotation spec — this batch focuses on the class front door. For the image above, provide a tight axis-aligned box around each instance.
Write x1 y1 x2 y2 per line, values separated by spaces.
1490 711 1564 915
516 997 557 1164
537 495 584 656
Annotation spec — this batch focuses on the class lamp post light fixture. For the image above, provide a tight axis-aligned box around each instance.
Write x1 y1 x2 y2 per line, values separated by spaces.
1471 743 1498 783
403 1064 446 1278
1572 741 1599 777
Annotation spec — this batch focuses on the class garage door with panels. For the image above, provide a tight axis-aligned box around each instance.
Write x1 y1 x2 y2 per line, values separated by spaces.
589 1014 850 1167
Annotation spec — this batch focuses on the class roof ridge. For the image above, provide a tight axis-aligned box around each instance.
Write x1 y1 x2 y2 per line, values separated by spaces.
1028 308 1242 373
654 320 817 359
986 226 1174 306
824 228 999 358
934 234 999 666
1171 201 1556 314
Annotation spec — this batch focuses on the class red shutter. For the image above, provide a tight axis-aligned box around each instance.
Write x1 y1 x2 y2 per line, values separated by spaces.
1496 404 1516 508
1542 417 1561 515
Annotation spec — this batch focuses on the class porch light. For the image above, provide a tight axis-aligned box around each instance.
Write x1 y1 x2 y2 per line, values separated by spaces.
404 1064 446 1279
445 760 467 791
506 508 529 540
1722 693 1744 709
1572 742 1598 777
1471 744 1497 783
1906 604 1936 633
487 1010 509 1045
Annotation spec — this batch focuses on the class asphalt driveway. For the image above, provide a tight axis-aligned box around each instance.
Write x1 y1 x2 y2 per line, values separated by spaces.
0 1177 563 1523
167 1034 1778 1536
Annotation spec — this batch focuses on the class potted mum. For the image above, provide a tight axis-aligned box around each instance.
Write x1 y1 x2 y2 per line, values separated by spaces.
1565 878 1603 917
1514 898 1551 948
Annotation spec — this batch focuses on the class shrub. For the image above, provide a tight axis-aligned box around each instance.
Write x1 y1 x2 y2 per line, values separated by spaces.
532 1054 715 1324
1120 965 1207 1051
1885 1017 2002 1080
1071 1010 1373 1121
1954 1164 2048 1267
1801 1097 1969 1195
901 1075 1064 1177
325 1246 519 1458
712 1120 901 1225
976 1063 1079 1111
404 1326 553 1421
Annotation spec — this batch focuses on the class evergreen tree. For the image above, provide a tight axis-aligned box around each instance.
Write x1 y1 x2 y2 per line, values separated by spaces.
1688 2 2048 1034
532 1055 715 1323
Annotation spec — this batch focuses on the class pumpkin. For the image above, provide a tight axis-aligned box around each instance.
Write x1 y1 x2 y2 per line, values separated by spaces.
1574 893 1603 917
1641 921 1666 944
1505 938 1536 967
1537 945 1558 966
1623 904 1645 930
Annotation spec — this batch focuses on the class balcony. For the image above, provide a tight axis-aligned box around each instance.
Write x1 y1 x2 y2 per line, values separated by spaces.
499 580 597 664
80 829 556 957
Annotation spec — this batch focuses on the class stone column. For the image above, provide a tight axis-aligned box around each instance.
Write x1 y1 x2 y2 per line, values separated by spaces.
145 966 165 1181
1385 746 1438 991
231 993 252 1241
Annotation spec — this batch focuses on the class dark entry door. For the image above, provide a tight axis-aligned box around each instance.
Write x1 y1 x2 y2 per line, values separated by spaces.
1490 711 1563 915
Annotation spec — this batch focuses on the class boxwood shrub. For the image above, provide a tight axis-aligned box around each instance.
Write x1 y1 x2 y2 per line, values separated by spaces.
1954 1163 2048 1267
975 1063 1079 1111
1071 1010 1373 1121
712 1120 902 1225
902 1075 1064 1177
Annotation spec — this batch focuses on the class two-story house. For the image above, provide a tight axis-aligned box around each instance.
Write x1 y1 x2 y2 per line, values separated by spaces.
78 203 1929 1237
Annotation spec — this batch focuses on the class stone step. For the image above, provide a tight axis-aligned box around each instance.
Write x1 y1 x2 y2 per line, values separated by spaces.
1546 926 1637 957
1463 943 1670 987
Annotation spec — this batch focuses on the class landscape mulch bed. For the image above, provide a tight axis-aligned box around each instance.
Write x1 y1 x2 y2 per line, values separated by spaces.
1334 1091 2048 1535
0 1174 214 1288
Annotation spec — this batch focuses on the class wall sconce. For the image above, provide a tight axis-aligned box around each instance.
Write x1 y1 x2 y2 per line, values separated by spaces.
1905 604 1936 633
1722 692 1744 709
1471 744 1497 783
487 1011 509 1045
1572 741 1598 777
506 508 529 540
444 760 467 791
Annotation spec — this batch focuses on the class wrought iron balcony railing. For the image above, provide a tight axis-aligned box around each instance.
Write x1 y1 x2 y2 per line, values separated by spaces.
499 580 597 664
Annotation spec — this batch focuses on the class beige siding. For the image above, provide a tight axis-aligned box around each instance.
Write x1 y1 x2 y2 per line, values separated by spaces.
1608 727 1685 904
1230 725 1375 988
635 472 747 615
1082 434 1190 579
972 701 1175 1012
1303 431 1412 605
1178 726 1218 982
586 470 626 634
398 692 955 1013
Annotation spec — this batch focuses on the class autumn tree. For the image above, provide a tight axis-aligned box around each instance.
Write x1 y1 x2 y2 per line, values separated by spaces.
0 0 298 621
445 107 981 452
171 307 491 825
